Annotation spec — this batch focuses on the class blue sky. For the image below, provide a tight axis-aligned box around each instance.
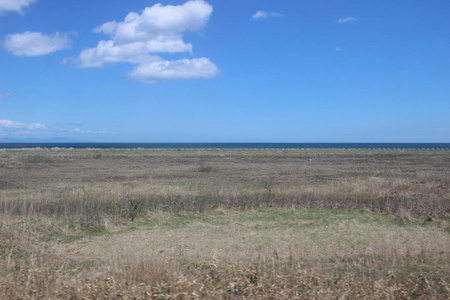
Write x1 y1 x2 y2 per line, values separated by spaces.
0 0 449 142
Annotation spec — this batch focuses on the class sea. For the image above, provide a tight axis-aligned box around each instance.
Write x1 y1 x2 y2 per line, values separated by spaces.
0 143 449 149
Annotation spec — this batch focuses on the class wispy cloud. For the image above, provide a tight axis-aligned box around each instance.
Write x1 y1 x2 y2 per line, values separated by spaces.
0 119 46 130
70 128 107 135
74 0 219 83
3 31 72 57
0 119 49 137
337 17 357 24
252 10 284 19
0 0 36 15
0 91 14 99
0 119 109 138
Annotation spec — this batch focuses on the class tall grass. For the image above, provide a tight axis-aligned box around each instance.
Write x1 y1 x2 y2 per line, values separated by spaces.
1 208 448 299
2 258 448 299
1 182 447 231
0 148 449 298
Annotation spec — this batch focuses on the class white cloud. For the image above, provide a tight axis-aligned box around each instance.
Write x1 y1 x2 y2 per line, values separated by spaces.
77 39 189 68
70 128 93 134
93 0 212 44
337 17 357 24
252 10 284 19
0 119 108 138
3 31 72 57
0 0 36 14
252 11 268 19
75 0 218 82
0 119 46 130
69 128 107 134
0 91 14 99
128 57 219 83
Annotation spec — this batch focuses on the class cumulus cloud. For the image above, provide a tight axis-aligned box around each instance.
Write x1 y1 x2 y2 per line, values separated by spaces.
128 57 219 83
77 40 186 68
337 17 357 24
252 11 284 19
93 0 212 44
3 31 72 56
0 119 46 130
0 0 36 14
75 0 219 82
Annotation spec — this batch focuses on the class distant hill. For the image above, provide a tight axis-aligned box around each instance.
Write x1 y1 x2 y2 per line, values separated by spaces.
0 137 89 143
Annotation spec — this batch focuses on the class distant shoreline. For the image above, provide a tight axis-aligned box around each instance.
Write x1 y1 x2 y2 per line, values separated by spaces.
0 142 449 149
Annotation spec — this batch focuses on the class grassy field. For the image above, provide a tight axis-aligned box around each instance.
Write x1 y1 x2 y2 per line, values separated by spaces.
0 148 449 299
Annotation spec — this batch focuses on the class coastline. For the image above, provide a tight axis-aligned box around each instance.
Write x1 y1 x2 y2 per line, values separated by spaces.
1 142 450 149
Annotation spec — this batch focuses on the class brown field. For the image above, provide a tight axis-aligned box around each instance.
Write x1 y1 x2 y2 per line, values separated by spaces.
0 148 449 299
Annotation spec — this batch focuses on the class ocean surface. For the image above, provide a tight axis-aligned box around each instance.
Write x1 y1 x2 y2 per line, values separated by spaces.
0 143 449 149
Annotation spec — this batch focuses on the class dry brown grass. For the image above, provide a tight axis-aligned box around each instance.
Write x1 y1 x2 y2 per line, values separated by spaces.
1 209 449 299
1 148 449 219
0 148 449 298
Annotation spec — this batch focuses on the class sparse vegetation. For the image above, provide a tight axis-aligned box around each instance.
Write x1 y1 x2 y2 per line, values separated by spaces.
0 148 449 298
198 161 213 172
21 154 54 164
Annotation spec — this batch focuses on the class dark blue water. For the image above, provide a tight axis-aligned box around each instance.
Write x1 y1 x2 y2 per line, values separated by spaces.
0 143 449 149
